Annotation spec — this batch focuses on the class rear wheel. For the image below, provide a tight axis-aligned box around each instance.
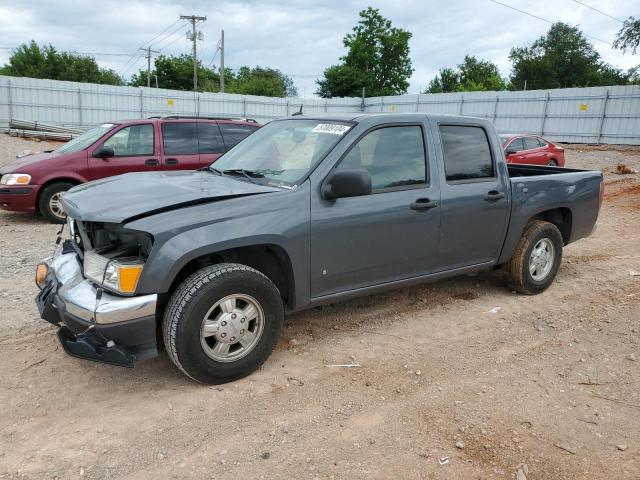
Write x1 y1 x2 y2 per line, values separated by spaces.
38 181 74 223
163 263 284 384
504 220 563 295
547 159 558 166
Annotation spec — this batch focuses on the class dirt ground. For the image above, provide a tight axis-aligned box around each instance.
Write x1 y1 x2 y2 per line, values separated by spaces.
0 135 639 480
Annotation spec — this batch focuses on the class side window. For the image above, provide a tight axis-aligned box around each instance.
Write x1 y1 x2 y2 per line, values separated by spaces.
524 136 540 150
507 137 524 152
219 124 259 150
162 123 198 155
439 125 494 182
103 124 154 156
197 123 225 154
337 125 426 191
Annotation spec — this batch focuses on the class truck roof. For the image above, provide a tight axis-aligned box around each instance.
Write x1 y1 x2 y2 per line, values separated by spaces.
284 112 488 124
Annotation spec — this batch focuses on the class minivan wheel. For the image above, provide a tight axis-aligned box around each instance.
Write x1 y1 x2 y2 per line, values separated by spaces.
38 182 74 223
504 220 563 295
163 263 284 384
547 159 558 166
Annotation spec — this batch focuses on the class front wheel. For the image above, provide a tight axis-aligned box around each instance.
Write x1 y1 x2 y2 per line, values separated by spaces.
38 182 74 223
504 220 563 295
547 159 558 166
163 263 284 384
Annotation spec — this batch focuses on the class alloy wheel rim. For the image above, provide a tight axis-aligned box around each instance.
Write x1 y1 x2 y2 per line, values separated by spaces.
200 293 265 362
529 238 555 281
48 192 67 220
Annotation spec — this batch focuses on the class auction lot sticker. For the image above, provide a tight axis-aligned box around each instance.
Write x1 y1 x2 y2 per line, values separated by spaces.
312 124 350 135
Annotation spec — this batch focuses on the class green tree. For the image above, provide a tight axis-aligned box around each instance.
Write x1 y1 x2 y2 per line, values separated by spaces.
228 66 297 97
317 7 413 98
130 54 218 91
426 67 460 93
509 22 629 89
427 56 507 93
0 40 123 85
614 16 640 54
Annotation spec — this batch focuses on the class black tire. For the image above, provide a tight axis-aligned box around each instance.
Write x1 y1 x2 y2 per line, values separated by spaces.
163 263 284 384
504 220 563 295
547 159 558 166
38 181 74 223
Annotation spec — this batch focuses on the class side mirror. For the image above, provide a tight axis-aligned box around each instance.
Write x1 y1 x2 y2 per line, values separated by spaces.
93 145 115 158
322 169 372 200
505 146 518 155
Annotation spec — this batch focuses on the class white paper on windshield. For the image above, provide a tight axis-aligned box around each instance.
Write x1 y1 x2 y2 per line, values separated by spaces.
312 124 350 135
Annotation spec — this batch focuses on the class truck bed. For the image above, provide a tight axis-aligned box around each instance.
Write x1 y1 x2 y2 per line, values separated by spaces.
507 163 588 177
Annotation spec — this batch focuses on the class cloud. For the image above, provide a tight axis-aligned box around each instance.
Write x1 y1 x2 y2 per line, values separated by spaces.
0 0 636 96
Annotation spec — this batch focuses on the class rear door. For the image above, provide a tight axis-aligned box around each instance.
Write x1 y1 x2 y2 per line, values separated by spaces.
197 122 226 166
87 123 159 180
432 123 510 271
218 122 259 151
160 122 201 170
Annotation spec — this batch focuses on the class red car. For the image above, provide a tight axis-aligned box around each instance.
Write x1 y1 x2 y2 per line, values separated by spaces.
0 116 259 222
501 134 565 167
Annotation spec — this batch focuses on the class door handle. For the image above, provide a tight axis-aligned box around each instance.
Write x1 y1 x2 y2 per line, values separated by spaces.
410 198 438 211
145 159 159 166
166 158 179 165
484 190 505 202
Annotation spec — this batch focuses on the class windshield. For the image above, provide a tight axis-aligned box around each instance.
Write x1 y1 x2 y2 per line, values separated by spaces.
211 119 352 188
56 124 117 154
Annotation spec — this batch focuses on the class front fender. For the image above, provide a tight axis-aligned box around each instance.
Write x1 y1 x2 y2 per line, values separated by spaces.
130 184 311 309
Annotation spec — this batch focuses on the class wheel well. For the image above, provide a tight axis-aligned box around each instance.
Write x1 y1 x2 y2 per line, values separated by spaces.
168 244 296 310
36 178 81 211
531 207 572 244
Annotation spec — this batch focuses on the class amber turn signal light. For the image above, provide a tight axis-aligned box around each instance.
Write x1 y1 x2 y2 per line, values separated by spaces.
35 263 49 289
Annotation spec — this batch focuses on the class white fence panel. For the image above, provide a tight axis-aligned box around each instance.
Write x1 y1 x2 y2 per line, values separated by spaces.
0 76 638 144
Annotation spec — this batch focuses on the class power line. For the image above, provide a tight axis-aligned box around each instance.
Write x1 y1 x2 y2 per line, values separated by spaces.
571 0 624 23
140 19 182 48
153 20 192 51
487 0 612 45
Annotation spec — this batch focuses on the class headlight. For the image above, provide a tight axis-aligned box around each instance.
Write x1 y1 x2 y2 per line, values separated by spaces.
1 173 32 185
83 250 144 295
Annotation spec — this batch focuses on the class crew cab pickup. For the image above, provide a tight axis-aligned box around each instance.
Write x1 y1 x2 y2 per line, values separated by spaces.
0 116 259 223
34 113 604 384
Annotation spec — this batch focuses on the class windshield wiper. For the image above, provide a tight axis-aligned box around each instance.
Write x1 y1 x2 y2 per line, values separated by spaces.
221 168 264 184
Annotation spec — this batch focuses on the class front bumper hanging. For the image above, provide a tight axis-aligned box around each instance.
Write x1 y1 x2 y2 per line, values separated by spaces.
35 250 159 367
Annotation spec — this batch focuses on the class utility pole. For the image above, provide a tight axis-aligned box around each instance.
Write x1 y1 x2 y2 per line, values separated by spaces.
139 46 159 88
180 14 206 91
220 30 225 93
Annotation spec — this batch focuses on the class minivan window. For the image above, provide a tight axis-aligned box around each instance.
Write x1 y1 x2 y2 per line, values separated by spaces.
440 125 494 182
162 123 198 155
56 124 116 154
337 125 426 190
219 124 259 150
103 124 154 156
197 123 225 154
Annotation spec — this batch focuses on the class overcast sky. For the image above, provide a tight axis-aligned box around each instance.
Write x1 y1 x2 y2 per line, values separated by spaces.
0 0 637 97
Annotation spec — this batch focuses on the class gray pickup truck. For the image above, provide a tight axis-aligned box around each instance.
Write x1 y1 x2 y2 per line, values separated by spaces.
35 113 603 384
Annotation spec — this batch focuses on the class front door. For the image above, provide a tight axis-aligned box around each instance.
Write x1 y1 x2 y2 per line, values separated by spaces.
88 123 159 180
433 123 510 271
310 124 441 298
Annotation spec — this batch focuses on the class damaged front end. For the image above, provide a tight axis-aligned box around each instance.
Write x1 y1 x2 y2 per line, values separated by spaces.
35 218 158 367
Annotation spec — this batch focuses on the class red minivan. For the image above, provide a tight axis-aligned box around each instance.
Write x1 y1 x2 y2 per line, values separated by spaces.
501 134 565 167
0 116 259 222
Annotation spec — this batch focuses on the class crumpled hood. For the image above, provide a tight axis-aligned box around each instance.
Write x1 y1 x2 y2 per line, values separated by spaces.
0 151 59 174
62 170 280 224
